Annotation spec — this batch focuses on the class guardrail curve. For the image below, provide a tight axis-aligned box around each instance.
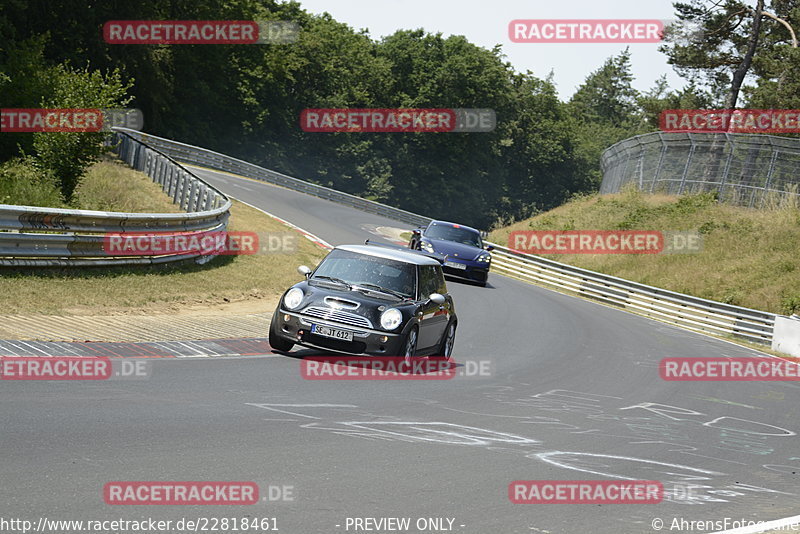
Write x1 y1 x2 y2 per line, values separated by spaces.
114 128 434 229
4 127 793 352
112 127 787 348
0 129 231 266
487 243 776 345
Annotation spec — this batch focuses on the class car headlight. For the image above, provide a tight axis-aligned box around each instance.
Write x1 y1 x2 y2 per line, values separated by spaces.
420 241 434 253
477 254 491 262
283 287 304 310
380 308 403 330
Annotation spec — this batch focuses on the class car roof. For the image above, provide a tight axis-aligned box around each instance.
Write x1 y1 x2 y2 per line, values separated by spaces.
428 220 481 235
336 244 441 266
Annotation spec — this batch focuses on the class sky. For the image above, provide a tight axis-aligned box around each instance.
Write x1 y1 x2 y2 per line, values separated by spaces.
297 0 687 101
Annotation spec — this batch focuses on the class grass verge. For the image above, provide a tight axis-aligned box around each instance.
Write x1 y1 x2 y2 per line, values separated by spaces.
489 189 800 316
0 157 327 315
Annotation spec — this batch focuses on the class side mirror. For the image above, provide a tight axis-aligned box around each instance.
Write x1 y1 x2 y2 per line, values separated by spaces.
297 265 311 278
429 293 446 305
485 245 495 251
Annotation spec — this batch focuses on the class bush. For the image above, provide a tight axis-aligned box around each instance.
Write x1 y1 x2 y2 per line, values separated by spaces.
0 158 65 208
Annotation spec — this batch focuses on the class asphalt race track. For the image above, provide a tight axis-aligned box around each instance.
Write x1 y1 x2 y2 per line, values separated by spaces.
1 166 798 534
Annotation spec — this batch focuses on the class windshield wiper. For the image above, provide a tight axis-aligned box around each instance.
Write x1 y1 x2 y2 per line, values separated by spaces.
311 276 351 289
352 282 408 300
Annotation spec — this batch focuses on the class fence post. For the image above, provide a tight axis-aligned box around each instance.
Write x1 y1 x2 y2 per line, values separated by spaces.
180 173 192 211
637 138 645 190
717 133 735 202
678 135 696 195
759 142 779 208
172 169 182 204
651 133 667 193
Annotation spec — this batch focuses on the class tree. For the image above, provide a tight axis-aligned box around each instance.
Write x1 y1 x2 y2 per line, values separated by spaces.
661 0 770 109
568 49 639 127
745 0 800 110
638 75 714 128
564 51 644 194
33 64 132 200
0 33 132 201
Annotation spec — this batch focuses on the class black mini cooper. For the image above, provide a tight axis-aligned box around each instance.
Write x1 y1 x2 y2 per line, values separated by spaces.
269 243 457 359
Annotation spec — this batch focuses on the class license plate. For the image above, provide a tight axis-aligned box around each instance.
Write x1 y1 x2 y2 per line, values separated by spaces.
311 324 353 341
445 260 467 270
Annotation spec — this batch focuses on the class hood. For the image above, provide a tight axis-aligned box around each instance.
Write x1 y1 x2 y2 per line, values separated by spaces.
424 238 485 260
287 281 415 327
294 281 407 309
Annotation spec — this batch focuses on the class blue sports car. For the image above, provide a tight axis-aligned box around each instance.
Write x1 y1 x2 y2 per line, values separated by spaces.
409 220 494 286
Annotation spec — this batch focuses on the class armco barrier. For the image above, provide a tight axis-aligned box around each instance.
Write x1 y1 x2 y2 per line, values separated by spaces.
111 128 792 349
17 127 792 352
488 243 776 345
0 129 230 266
113 128 433 229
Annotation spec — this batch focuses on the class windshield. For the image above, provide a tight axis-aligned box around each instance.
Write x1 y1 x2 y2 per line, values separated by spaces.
312 249 416 298
424 224 482 247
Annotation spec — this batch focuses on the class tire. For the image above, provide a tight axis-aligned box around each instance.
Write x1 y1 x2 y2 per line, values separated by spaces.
435 320 457 361
402 326 419 365
269 313 295 352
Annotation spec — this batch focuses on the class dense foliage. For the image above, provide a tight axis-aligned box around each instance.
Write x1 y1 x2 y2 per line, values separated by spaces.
2 0 797 226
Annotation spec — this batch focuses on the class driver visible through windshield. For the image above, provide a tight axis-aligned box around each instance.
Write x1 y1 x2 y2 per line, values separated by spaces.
311 249 416 298
425 224 482 247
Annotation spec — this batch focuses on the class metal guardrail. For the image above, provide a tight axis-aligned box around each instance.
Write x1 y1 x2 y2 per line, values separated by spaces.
115 128 434 229
487 243 776 344
106 129 780 345
0 129 231 266
0 127 785 347
600 131 800 208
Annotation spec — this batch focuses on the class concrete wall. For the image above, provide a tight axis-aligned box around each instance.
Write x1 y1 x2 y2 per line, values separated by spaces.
772 315 800 358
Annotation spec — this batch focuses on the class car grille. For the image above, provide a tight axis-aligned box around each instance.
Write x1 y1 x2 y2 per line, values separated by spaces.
302 333 367 354
301 307 374 329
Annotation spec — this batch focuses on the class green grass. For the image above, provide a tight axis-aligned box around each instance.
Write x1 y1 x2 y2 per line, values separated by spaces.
0 157 327 315
71 156 185 213
0 158 65 208
489 189 800 315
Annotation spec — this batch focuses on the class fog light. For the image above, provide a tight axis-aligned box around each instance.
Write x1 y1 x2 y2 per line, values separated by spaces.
284 314 290 322
380 335 388 342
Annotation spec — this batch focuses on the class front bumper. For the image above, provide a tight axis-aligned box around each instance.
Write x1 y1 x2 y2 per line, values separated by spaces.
273 308 406 356
442 260 489 283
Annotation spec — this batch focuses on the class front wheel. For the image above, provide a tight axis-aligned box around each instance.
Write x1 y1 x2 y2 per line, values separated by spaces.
436 321 456 361
269 314 295 352
402 326 419 365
